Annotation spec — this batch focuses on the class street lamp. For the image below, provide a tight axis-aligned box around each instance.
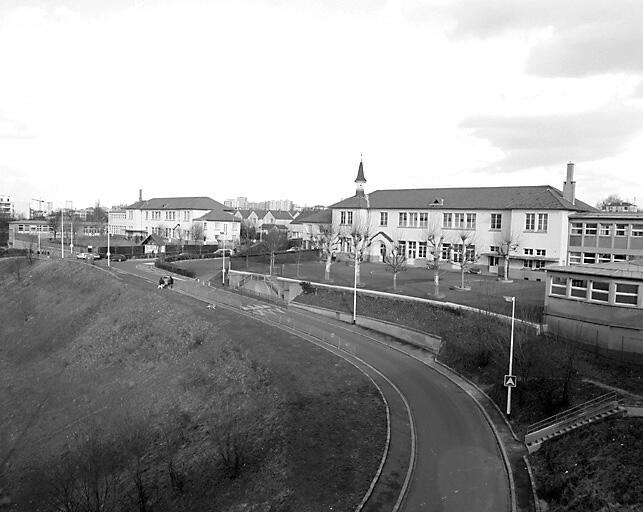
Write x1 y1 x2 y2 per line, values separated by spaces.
504 295 516 415
107 212 111 267
352 247 358 324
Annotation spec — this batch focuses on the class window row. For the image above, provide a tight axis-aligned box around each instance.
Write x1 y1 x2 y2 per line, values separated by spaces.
525 213 548 232
15 224 53 232
570 222 643 237
523 248 547 256
550 276 640 306
442 213 477 230
568 252 628 264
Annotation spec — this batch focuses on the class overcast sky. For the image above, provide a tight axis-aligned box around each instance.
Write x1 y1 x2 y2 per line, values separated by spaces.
2 0 642 213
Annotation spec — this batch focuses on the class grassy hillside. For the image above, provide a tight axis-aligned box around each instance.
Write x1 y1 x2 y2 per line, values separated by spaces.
0 259 385 511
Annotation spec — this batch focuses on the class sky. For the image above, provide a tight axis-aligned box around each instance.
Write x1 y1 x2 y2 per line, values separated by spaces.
1 0 642 213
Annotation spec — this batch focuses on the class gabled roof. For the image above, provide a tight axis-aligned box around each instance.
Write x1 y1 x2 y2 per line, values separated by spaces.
290 209 332 225
194 209 240 222
235 209 258 219
127 197 225 210
141 233 165 245
330 186 596 211
269 210 294 220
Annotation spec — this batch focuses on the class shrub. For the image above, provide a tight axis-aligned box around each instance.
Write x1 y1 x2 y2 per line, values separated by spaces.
155 260 196 278
300 281 316 294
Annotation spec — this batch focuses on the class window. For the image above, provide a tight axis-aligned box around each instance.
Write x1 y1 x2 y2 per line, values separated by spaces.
340 211 353 225
489 256 499 266
454 213 465 229
441 243 451 260
380 212 388 226
570 279 588 299
570 223 583 235
536 249 546 256
590 281 610 302
613 254 627 262
599 224 611 236
525 260 546 269
491 213 502 230
490 245 499 253
524 248 534 255
598 253 611 263
409 212 418 227
443 213 452 228
145 211 149 220
584 223 597 236
399 240 407 257
408 241 417 258
418 242 427 258
128 210 133 220
538 213 548 232
465 245 476 262
569 252 581 264
419 212 428 228
525 213 535 231
550 276 567 296
615 224 627 236
183 211 190 221
466 213 477 229
452 243 463 263
399 212 408 227
615 283 638 305
632 225 643 237
583 253 596 264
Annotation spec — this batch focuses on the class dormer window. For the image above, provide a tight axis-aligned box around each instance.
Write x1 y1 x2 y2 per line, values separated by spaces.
430 197 444 206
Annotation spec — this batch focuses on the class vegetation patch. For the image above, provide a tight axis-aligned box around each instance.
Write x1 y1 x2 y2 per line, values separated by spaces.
0 259 385 511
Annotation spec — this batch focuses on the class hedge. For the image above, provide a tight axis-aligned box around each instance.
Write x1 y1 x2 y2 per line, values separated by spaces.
154 260 197 278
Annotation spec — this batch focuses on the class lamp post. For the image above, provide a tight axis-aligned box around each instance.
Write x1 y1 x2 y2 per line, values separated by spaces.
504 295 516 415
107 212 111 267
352 246 358 324
61 211 64 258
69 213 74 256
221 227 227 285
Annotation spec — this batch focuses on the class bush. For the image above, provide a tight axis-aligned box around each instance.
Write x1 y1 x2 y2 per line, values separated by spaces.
300 281 316 294
155 260 196 278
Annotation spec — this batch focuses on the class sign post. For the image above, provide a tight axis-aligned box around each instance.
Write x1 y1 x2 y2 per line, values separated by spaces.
504 296 516 415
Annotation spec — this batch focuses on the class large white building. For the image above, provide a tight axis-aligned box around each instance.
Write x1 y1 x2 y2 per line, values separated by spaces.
0 195 14 217
329 161 596 279
120 195 240 245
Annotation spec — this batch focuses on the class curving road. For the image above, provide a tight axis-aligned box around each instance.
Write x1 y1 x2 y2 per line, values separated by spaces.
111 260 511 511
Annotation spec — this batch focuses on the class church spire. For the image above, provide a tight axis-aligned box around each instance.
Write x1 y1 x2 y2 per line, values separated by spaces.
355 155 366 196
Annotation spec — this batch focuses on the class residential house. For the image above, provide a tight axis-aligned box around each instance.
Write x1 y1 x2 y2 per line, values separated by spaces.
568 212 643 265
544 261 643 358
288 209 332 249
329 161 596 279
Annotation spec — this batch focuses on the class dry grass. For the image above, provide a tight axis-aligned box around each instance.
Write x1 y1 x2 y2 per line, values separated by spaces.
0 259 385 511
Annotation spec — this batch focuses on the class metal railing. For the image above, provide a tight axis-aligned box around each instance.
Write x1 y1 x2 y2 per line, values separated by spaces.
526 392 618 435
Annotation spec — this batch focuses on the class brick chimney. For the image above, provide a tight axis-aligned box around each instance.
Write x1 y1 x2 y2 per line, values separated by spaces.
563 162 576 205
139 189 143 202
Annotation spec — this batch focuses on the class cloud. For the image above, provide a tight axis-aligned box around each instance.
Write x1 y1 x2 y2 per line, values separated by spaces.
461 105 643 172
443 0 643 77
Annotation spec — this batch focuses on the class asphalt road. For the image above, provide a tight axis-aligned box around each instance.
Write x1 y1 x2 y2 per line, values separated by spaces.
110 259 511 512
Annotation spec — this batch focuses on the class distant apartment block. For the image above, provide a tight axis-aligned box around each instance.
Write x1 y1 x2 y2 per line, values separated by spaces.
225 197 293 212
601 200 638 213
568 212 643 265
0 195 13 217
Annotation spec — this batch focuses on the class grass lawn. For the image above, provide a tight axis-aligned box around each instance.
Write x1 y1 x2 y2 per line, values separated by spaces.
0 258 385 511
225 256 546 321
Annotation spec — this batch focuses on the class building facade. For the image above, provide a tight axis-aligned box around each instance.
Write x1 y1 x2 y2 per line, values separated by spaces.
544 262 643 358
0 195 14 218
288 209 332 249
124 196 240 244
568 212 643 265
329 161 595 279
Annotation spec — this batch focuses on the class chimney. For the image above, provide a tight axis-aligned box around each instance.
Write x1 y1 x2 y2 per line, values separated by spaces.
139 189 143 202
563 161 576 205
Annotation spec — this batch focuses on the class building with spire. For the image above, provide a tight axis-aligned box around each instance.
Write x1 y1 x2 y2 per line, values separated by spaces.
329 160 597 279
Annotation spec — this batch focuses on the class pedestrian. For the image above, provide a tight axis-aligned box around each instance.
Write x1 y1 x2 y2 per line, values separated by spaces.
158 277 165 289
168 276 174 289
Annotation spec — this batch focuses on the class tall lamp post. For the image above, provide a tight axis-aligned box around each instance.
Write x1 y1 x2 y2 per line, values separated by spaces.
352 246 358 324
504 295 516 415
61 211 64 258
107 212 111 267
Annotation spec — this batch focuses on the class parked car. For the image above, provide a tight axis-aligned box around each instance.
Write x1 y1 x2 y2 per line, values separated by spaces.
76 252 100 260
109 253 127 262
213 249 233 257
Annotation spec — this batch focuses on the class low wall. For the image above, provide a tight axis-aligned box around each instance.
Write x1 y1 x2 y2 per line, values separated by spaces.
292 302 442 353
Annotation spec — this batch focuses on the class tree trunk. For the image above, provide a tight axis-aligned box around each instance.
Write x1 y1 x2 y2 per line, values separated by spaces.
433 269 440 297
393 272 397 291
355 259 361 286
503 256 510 280
325 254 332 281
461 267 465 288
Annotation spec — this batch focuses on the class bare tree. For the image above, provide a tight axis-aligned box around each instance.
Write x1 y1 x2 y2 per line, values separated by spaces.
496 233 520 281
454 231 479 290
48 211 62 240
595 193 623 211
383 236 407 291
189 223 204 244
344 216 373 286
422 221 445 298
316 222 341 281
263 227 288 275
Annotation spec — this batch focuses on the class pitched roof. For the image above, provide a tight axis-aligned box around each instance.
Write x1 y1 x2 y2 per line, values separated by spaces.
290 209 332 225
269 210 294 220
235 209 257 219
330 186 596 211
141 233 165 245
127 197 225 210
194 209 240 222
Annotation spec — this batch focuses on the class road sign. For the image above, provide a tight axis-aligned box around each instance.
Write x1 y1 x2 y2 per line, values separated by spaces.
504 375 517 387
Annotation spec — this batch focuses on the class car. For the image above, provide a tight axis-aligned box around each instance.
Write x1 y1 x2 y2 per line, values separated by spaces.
213 249 233 257
76 252 101 260
109 253 127 262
